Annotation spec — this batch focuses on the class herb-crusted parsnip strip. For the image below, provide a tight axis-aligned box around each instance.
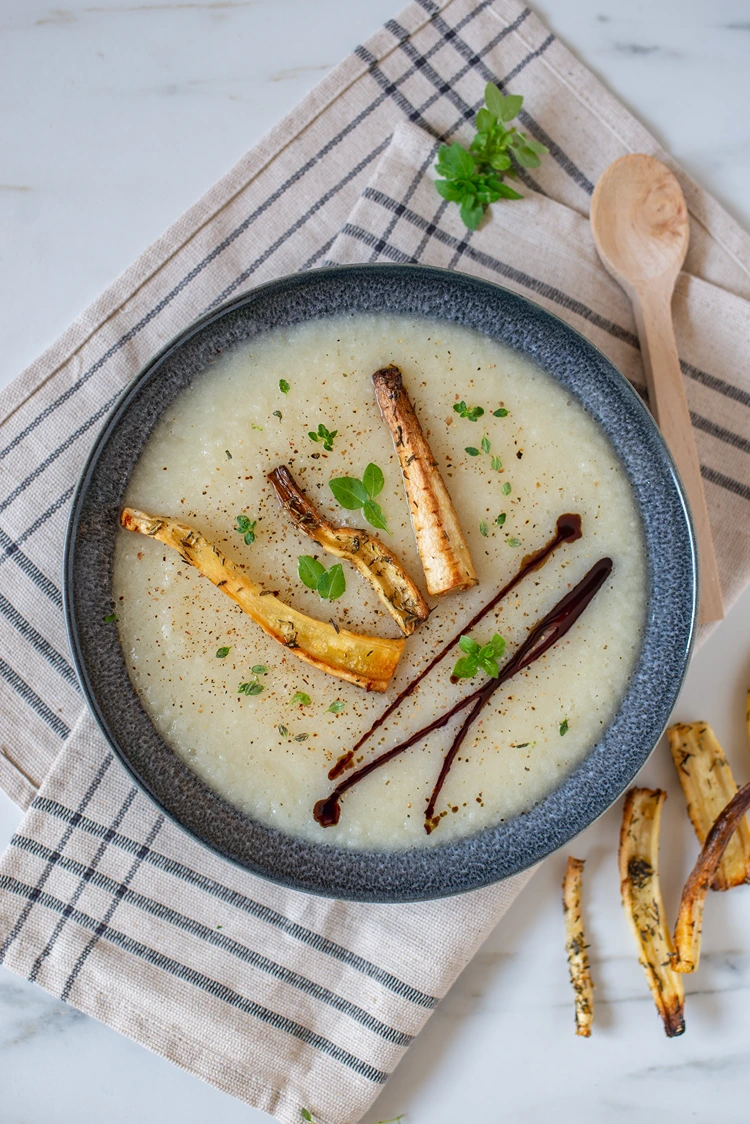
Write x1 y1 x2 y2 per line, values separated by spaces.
562 856 594 1038
120 508 404 691
668 721 750 891
268 465 429 637
673 782 750 973
372 365 478 597
618 788 685 1037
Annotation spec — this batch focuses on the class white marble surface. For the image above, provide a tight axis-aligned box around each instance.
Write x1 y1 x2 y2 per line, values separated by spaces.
2 1 750 1121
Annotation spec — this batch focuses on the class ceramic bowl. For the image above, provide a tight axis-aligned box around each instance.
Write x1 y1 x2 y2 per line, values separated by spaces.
64 264 696 902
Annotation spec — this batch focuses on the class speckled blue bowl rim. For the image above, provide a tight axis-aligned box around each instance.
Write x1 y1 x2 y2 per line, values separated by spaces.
64 264 697 903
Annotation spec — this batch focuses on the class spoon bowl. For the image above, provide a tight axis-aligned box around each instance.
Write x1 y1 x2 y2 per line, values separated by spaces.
592 154 689 293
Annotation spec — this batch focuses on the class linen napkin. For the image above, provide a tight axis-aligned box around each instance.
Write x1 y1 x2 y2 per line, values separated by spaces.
0 1 749 1121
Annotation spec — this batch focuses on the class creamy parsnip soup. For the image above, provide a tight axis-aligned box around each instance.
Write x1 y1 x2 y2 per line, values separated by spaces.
113 314 646 850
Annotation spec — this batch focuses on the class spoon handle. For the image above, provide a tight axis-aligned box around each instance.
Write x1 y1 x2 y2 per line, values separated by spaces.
632 287 723 624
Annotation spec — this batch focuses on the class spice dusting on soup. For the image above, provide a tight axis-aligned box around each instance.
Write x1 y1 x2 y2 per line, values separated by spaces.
114 314 646 851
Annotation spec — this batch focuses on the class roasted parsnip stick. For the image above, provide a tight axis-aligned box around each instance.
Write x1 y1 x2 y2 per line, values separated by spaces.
673 782 750 974
268 464 429 637
120 508 404 691
618 788 685 1037
668 722 750 891
562 857 594 1037
372 365 477 597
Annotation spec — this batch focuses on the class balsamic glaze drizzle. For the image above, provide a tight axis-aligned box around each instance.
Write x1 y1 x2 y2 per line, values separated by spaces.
327 514 581 783
314 519 612 833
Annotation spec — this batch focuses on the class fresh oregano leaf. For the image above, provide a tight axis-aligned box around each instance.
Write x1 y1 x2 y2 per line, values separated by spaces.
363 499 389 533
316 563 346 601
362 462 384 499
298 555 326 590
329 476 368 510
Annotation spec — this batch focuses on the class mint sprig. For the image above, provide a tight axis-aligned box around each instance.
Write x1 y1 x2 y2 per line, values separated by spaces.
434 83 548 230
452 633 506 680
329 463 389 532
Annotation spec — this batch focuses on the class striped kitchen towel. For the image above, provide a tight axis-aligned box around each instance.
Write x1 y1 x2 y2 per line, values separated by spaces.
0 1 749 1121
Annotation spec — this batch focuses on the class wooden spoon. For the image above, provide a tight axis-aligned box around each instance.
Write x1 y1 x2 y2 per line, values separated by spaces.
591 153 723 624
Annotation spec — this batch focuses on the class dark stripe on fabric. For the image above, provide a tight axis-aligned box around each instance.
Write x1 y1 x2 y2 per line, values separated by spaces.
701 464 750 502
31 797 439 1009
0 0 525 466
12 834 413 1047
691 412 750 456
0 874 390 1084
0 593 77 687
360 189 639 338
353 191 750 473
206 138 392 309
28 786 140 984
682 360 750 411
14 487 75 547
60 811 165 1001
0 659 70 739
0 392 120 517
417 1 593 194
0 526 63 606
0 755 111 962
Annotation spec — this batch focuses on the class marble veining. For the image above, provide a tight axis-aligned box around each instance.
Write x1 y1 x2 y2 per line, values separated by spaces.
1 1 750 1122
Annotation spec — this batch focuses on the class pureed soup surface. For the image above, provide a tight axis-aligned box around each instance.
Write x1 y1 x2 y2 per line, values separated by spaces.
114 313 647 850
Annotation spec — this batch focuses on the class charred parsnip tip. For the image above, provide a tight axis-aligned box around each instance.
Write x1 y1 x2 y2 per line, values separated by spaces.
372 365 478 598
267 465 429 637
673 782 750 974
668 722 750 891
562 857 594 1038
119 508 404 691
618 788 685 1037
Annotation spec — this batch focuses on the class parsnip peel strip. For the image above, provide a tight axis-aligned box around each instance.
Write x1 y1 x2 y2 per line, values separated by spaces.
562 856 594 1037
668 721 750 891
372 365 477 597
673 781 750 973
120 508 404 691
268 464 429 637
618 788 685 1037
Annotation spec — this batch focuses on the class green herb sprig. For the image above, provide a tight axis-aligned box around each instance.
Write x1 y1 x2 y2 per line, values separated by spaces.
279 379 290 395
238 679 263 696
559 717 569 736
235 514 257 545
434 83 548 230
453 400 484 421
291 691 312 706
308 423 337 452
329 463 389 532
298 556 346 601
452 633 506 680
327 700 345 714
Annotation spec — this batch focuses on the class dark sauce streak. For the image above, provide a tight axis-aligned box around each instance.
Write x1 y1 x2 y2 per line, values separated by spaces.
326 514 581 782
423 555 612 831
315 562 613 834
314 555 610 829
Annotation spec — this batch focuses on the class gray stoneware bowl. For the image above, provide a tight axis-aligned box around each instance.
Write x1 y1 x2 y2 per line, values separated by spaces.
64 264 697 902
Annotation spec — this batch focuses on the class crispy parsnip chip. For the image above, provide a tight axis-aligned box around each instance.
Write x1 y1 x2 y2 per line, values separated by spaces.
562 856 594 1037
618 788 685 1037
268 464 429 636
673 781 750 974
120 508 404 691
668 721 750 891
372 365 477 597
